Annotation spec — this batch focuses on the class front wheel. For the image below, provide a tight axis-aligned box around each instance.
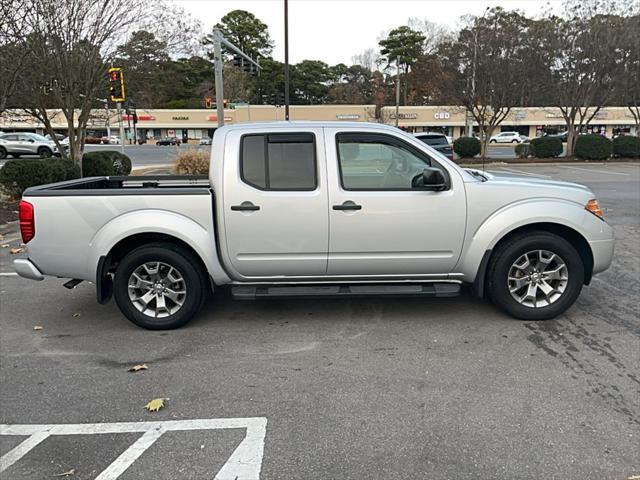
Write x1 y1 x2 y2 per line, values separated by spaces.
511 139 519 144
490 139 497 143
113 243 207 329
38 147 52 158
487 232 584 320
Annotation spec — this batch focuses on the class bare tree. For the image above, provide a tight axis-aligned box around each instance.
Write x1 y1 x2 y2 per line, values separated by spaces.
0 0 31 115
7 0 201 172
440 8 534 158
407 18 452 54
531 0 633 154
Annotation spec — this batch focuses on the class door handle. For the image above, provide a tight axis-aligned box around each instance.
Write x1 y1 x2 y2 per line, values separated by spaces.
333 201 362 211
231 202 260 211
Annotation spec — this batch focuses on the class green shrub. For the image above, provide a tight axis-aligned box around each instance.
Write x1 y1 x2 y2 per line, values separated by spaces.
453 136 481 158
0 159 79 199
530 136 563 158
82 150 132 176
574 134 612 160
515 143 531 158
612 135 640 158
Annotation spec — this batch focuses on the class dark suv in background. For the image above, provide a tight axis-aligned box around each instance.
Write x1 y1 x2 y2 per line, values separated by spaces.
414 132 453 160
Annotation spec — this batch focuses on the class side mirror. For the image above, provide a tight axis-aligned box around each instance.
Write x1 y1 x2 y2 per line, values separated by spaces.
413 167 447 191
28 139 35 143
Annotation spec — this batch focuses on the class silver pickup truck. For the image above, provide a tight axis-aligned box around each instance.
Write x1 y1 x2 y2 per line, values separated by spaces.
14 122 614 329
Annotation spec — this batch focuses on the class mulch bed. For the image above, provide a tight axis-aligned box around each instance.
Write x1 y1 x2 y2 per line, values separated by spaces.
0 199 19 227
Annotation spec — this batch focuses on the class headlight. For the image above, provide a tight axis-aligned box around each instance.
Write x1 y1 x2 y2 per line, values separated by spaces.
585 199 604 220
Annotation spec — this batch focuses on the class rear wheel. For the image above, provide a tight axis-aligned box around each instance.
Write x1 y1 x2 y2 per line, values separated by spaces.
511 139 519 143
113 243 207 329
487 232 584 320
38 147 52 158
0 147 7 159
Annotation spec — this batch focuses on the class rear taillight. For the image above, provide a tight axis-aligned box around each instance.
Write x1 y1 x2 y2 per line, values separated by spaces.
19 200 35 243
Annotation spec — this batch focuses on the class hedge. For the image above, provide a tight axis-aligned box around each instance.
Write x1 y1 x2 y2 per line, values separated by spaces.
453 136 481 158
612 135 640 158
530 136 563 158
574 134 612 160
515 143 531 158
82 150 132 176
0 159 80 199
173 149 209 175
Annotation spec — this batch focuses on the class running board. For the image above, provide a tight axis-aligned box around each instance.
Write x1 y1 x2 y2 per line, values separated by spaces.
231 283 461 300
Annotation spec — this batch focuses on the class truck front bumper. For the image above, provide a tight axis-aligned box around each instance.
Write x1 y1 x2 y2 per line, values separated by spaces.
589 237 615 276
13 259 45 281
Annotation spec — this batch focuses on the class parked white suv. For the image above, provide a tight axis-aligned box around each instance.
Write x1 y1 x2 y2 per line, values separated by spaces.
0 132 62 159
489 131 529 144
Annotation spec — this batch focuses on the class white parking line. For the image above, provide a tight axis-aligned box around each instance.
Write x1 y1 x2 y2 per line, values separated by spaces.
558 165 630 176
0 417 268 479
494 167 551 178
0 272 17 276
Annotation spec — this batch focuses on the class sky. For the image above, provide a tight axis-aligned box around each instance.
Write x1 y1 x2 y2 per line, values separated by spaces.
177 0 563 64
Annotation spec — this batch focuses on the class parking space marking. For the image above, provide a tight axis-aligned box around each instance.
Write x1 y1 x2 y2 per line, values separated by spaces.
558 165 630 176
493 167 551 178
0 417 267 479
0 272 17 276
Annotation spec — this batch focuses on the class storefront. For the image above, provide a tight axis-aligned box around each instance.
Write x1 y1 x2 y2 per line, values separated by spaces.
1 106 637 140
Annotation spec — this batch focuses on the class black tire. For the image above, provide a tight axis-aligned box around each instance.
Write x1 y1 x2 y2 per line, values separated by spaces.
113 242 208 330
38 147 52 158
487 232 584 320
511 139 519 143
490 139 497 143
0 147 6 159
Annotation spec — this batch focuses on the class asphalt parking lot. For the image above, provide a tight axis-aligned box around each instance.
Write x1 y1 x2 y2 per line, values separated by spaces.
1 163 638 479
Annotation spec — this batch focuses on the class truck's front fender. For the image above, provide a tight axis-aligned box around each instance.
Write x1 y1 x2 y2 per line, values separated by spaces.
456 198 611 283
87 209 230 286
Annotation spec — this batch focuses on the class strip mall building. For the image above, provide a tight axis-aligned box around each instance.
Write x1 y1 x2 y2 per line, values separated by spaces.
1 105 637 142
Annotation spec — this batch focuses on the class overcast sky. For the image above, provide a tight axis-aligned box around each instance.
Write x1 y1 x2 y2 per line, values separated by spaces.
178 0 563 64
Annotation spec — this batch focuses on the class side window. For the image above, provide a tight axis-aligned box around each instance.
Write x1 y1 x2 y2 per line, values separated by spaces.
240 133 316 190
337 133 432 190
3 135 18 141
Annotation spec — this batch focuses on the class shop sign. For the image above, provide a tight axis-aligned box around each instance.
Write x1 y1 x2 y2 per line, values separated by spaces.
434 111 450 120
513 111 526 121
172 116 189 121
122 115 156 121
206 115 233 122
336 114 360 120
390 113 418 119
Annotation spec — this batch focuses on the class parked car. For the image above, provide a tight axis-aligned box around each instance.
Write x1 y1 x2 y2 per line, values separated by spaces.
490 131 530 144
199 137 212 146
414 132 453 160
106 135 121 145
45 133 69 146
14 121 613 330
0 132 64 159
546 131 569 142
156 137 181 146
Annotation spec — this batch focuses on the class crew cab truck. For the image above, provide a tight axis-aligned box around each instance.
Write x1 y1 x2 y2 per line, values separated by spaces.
14 122 614 329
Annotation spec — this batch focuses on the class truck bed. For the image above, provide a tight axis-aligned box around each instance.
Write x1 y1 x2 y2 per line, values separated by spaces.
23 175 211 196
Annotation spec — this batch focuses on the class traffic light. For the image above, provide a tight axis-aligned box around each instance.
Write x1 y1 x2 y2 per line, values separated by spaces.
276 92 285 107
204 96 212 109
233 55 242 68
108 67 126 102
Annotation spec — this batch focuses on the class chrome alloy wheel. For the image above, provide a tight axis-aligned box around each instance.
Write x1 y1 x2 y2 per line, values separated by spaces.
128 262 186 318
507 250 568 308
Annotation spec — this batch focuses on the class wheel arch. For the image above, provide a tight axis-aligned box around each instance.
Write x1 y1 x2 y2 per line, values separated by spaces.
472 222 594 298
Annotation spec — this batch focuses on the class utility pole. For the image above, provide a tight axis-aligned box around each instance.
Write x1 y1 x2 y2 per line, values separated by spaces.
467 6 490 137
212 29 262 128
284 0 290 120
213 29 225 128
394 59 401 128
116 102 125 153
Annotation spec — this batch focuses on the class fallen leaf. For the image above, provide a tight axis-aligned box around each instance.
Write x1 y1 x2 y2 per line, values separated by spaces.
33 325 43 331
144 398 166 412
53 468 75 477
9 247 25 254
627 476 640 480
72 313 80 317
128 363 148 372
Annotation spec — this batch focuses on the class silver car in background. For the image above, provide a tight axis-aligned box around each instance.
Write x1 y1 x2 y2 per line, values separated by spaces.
0 132 64 159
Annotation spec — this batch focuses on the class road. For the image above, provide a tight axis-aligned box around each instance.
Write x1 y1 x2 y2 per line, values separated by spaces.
1 163 638 479
0 143 567 169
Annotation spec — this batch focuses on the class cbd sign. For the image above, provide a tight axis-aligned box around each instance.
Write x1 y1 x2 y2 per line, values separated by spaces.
434 111 450 120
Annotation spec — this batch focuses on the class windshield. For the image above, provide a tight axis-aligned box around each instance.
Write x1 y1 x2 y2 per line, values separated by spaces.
27 133 50 142
417 135 448 146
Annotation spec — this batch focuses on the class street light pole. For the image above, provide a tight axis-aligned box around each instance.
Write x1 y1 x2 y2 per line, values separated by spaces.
284 0 290 121
213 29 225 129
467 6 490 137
394 59 401 128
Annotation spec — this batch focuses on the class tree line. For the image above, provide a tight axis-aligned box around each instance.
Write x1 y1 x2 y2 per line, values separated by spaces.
0 0 638 166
